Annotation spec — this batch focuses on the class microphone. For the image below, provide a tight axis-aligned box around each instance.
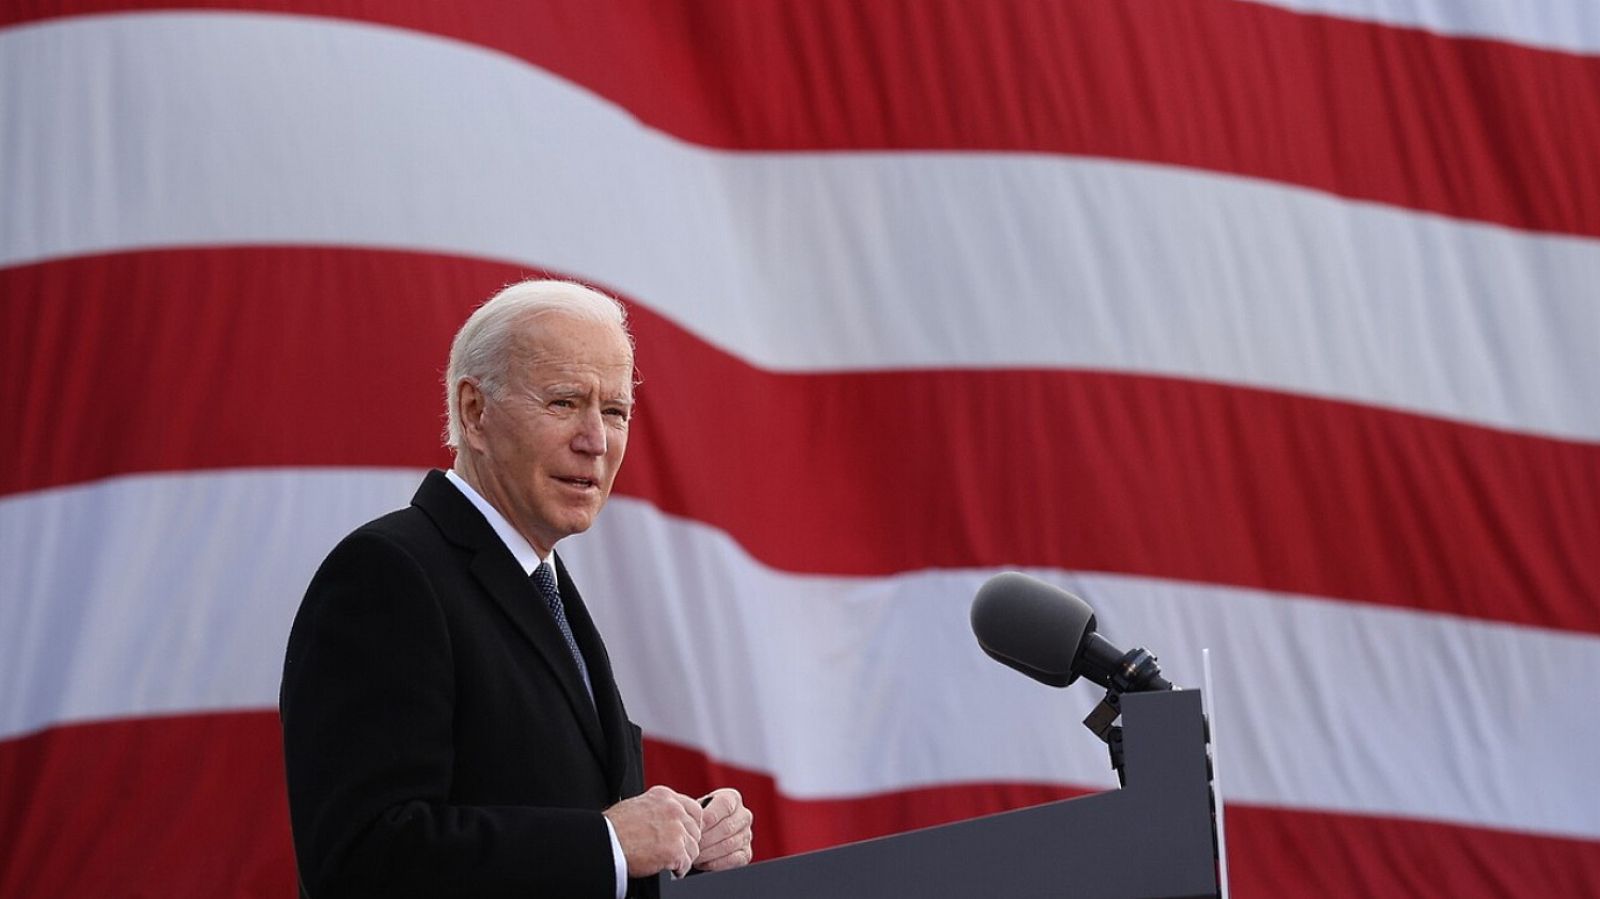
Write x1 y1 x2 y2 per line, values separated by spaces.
971 572 1170 692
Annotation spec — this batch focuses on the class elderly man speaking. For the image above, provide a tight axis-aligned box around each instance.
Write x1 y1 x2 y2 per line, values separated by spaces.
281 280 753 898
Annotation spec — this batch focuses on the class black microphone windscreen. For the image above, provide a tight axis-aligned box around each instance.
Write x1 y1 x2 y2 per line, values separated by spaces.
970 572 1096 687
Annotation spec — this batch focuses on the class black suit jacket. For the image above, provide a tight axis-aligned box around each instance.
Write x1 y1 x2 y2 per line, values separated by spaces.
281 470 654 898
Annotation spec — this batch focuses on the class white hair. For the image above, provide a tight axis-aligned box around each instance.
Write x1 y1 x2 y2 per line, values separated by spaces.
443 278 632 449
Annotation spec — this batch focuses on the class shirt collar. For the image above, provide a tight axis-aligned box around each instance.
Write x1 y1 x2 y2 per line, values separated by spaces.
444 468 558 585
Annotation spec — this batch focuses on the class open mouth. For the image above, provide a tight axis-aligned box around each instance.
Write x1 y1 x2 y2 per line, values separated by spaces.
555 476 597 490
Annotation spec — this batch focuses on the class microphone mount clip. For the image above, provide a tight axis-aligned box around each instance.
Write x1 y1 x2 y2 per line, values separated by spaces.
1081 645 1169 785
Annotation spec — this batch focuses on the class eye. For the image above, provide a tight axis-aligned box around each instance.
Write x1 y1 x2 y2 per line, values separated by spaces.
550 398 576 410
604 406 630 422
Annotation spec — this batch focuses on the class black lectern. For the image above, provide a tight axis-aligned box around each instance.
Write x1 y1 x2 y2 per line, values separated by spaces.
666 689 1219 898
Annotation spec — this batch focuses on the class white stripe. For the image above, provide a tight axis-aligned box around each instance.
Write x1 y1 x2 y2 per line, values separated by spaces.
2 15 1597 442
0 468 424 738
1247 0 1600 56
3 469 1597 841
574 496 1600 841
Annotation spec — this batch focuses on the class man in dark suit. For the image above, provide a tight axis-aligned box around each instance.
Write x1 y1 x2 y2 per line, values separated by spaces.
281 280 753 898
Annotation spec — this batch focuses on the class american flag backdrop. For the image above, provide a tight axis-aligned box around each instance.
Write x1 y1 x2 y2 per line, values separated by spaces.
2 1 1598 896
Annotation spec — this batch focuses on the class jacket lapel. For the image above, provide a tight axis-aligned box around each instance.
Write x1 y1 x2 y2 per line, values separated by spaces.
412 470 609 769
555 553 633 799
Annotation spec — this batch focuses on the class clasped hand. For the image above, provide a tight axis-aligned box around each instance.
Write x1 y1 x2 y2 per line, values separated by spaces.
605 786 754 878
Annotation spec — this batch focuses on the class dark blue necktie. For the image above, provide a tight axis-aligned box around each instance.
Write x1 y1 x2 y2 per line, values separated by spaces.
532 561 593 701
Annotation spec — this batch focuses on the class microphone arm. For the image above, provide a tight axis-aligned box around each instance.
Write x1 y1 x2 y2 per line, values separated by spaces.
1077 632 1172 694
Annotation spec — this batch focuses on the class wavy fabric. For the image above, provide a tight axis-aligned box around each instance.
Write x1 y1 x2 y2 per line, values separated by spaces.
2 3 1597 897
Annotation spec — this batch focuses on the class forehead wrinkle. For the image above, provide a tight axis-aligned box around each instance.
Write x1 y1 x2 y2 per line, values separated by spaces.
515 311 633 361
518 341 632 376
503 321 634 401
522 368 635 403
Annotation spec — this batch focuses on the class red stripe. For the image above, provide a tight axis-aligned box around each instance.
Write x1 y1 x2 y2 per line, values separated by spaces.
0 246 460 487
3 0 1598 238
1223 805 1600 898
0 713 295 899
3 712 1596 897
4 246 1597 634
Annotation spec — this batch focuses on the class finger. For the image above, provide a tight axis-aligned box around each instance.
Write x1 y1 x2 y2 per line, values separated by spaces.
697 790 734 825
658 793 701 842
696 843 753 872
696 819 753 866
679 809 703 844
698 821 752 859
697 830 743 858
679 834 698 876
699 819 735 848
699 806 752 847
673 791 706 827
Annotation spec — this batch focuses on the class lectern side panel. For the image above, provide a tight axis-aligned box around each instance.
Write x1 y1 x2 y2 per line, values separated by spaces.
1121 689 1219 896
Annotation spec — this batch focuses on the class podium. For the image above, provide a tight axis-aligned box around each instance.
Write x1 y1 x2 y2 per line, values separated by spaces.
666 689 1220 898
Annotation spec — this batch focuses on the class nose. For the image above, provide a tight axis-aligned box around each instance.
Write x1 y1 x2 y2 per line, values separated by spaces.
571 407 607 456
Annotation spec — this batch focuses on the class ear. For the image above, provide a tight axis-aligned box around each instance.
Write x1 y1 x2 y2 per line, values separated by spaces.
457 379 489 452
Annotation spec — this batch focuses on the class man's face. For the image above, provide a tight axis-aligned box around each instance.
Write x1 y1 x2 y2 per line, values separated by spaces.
463 311 634 556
